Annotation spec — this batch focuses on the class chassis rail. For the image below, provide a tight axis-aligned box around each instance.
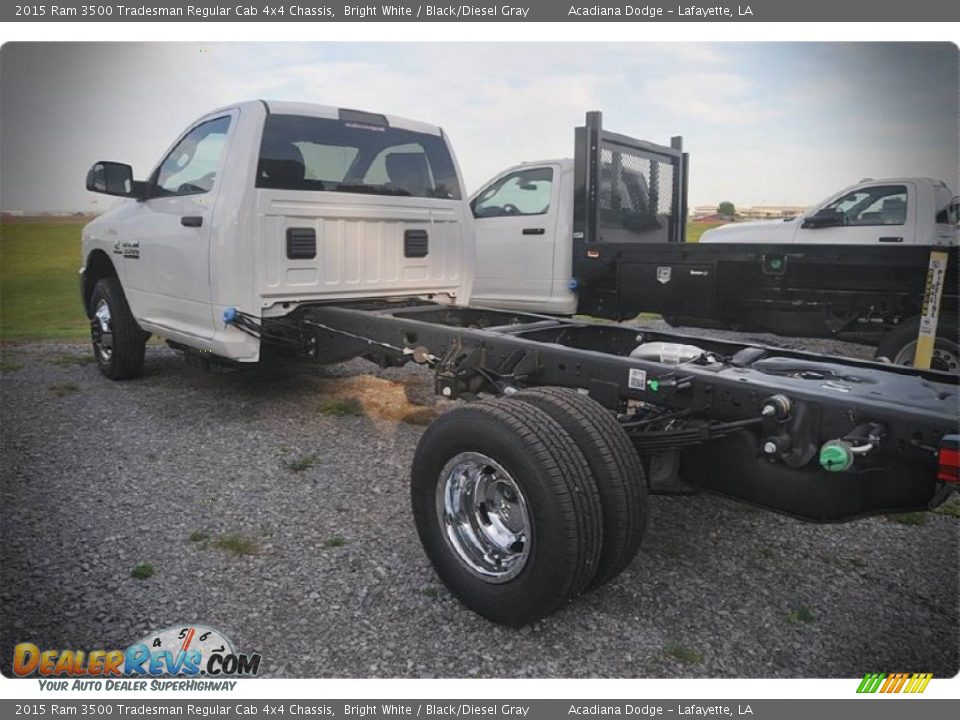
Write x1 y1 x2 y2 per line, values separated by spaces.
261 300 957 522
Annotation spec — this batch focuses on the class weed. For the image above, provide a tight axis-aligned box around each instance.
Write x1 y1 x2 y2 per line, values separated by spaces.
422 586 440 599
934 497 960 519
130 563 154 580
889 512 927 526
189 531 209 543
317 397 364 417
324 536 347 548
213 534 259 556
787 606 815 624
282 452 319 473
49 382 80 397
664 641 703 664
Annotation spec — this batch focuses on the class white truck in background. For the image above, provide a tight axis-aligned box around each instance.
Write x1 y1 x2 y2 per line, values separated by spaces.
699 177 958 246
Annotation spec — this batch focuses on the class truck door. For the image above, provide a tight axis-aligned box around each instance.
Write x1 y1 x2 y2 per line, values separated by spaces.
120 112 235 340
471 164 560 311
794 182 917 245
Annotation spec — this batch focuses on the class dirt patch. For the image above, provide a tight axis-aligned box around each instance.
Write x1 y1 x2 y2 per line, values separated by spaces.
313 375 441 425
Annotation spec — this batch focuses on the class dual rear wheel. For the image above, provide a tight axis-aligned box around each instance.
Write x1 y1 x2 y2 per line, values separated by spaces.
411 388 647 626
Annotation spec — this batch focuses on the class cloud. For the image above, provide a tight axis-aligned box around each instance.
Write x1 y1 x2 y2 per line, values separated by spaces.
644 71 784 125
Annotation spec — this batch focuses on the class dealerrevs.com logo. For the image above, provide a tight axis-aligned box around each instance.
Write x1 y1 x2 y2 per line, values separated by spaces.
13 624 261 689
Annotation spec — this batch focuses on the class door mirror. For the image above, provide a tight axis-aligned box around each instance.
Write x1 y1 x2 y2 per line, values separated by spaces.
86 162 145 198
801 207 845 229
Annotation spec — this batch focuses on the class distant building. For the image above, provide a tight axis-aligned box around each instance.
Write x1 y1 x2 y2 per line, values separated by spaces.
691 205 808 220
739 205 808 220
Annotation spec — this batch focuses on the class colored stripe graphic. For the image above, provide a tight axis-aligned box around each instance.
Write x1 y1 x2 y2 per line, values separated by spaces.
857 672 932 694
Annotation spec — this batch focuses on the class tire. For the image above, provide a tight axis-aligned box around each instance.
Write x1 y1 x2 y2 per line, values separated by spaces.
875 315 958 373
508 387 648 589
411 398 602 626
89 277 147 380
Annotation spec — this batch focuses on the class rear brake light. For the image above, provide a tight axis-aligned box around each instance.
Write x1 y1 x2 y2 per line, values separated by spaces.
938 435 959 483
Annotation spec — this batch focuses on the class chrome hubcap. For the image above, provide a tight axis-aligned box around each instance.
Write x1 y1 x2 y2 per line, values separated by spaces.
91 299 113 362
893 338 959 373
436 452 531 583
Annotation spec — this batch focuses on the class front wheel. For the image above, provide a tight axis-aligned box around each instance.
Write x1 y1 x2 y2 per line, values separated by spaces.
411 398 602 626
89 277 147 380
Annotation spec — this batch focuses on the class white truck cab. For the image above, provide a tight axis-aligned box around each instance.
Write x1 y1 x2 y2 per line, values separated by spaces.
470 159 578 315
700 177 959 246
81 100 474 373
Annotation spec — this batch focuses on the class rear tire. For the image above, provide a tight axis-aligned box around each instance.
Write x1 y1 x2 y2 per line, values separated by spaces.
875 315 958 373
509 387 648 589
89 277 146 380
411 398 602 626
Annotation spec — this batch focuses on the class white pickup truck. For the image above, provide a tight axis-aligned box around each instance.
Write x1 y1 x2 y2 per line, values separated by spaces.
699 177 958 246
81 102 958 626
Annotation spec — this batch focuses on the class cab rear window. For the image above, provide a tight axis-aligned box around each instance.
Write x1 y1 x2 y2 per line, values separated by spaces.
256 114 461 200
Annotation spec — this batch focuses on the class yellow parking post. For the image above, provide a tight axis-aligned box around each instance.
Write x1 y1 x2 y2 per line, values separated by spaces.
914 250 949 370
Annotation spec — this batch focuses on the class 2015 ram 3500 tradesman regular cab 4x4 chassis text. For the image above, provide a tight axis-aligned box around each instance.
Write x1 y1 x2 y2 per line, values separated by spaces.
80 101 958 626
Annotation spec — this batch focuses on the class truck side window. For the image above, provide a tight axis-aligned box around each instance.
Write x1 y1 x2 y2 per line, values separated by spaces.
472 168 553 218
154 116 231 197
823 185 908 227
936 199 960 228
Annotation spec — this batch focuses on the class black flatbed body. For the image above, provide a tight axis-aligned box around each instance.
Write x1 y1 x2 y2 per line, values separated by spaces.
570 111 957 343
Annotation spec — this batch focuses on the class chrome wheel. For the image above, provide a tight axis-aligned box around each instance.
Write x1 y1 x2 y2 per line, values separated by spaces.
436 452 531 583
91 298 113 362
893 337 959 373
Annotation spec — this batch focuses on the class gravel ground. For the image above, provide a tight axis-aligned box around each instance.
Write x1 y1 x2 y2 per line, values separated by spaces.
1 327 957 679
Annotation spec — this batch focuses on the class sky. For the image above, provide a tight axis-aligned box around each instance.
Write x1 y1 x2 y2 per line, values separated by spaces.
1 41 957 212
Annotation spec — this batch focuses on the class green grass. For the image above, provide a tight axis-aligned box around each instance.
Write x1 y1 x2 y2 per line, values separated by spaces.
282 452 320 473
787 606 816 624
889 512 928 526
686 220 727 243
49 382 80 397
0 356 23 372
324 536 347 548
933 496 960 519
130 562 155 580
316 397 364 417
1 221 89 341
213 533 260 556
664 641 703 664
422 586 440 599
189 531 210 543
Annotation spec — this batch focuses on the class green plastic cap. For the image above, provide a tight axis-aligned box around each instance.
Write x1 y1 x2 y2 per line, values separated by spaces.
820 442 853 472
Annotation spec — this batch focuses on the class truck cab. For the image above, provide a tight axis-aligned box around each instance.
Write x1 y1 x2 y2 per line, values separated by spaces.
81 100 474 369
700 177 959 246
470 159 578 315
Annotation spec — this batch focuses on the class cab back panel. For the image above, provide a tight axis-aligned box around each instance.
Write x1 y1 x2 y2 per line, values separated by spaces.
257 191 464 301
